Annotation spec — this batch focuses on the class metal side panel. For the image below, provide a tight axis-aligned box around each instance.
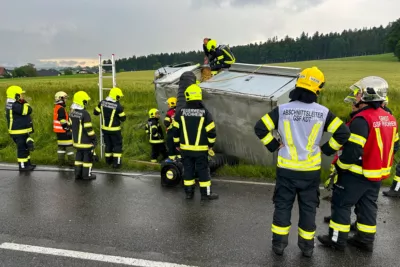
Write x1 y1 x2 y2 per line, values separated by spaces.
201 90 275 165
200 71 296 98
154 64 200 84
229 63 301 77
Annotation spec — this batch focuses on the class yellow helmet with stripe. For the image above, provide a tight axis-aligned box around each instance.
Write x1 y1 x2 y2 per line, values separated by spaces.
167 97 177 108
149 108 159 118
185 84 202 101
109 87 124 101
6 85 25 100
296 66 325 94
206 39 217 52
73 91 91 106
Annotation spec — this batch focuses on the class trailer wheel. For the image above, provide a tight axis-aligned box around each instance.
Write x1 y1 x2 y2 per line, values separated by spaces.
160 161 184 187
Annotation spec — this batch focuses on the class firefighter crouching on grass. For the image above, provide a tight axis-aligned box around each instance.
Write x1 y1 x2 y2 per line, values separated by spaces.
318 76 399 252
164 97 180 162
172 84 218 200
93 87 126 168
5 85 36 171
69 91 98 180
146 108 167 163
53 91 74 167
254 67 351 257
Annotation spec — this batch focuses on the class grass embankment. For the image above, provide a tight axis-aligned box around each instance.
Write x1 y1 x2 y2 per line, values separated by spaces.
1 53 400 185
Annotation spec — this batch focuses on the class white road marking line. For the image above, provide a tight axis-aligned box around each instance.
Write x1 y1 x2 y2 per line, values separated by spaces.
0 162 327 188
212 178 275 186
0 242 197 267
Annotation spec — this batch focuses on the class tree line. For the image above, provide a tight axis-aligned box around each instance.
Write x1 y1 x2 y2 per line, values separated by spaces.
116 18 400 71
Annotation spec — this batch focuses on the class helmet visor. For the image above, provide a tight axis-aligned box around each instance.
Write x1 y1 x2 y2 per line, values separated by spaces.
344 88 360 104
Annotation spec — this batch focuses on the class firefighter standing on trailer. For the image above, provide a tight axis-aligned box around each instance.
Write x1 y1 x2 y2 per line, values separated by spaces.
318 77 399 252
164 97 180 161
94 87 126 168
5 85 36 171
254 67 350 257
53 91 74 167
146 108 167 162
69 91 97 180
173 84 218 200
204 39 235 72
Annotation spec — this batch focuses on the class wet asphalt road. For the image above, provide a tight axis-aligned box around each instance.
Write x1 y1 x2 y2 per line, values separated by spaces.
0 166 399 267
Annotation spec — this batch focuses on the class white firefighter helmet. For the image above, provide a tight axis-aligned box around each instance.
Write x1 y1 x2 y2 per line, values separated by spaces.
349 76 388 103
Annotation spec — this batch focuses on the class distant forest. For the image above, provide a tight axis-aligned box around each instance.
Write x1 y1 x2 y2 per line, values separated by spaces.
114 18 400 71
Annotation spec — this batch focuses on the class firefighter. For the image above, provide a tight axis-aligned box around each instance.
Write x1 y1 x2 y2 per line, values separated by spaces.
164 97 180 161
318 76 399 252
323 89 397 223
146 108 167 163
173 84 218 200
175 71 197 116
5 85 36 171
53 91 74 167
69 91 97 180
254 66 351 257
205 39 236 72
93 87 126 168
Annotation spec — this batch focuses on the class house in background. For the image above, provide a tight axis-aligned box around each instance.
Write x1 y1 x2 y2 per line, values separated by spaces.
0 67 12 78
37 69 61 77
76 69 96 74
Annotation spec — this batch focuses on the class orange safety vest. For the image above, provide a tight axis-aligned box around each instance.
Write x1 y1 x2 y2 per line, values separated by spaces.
347 108 397 181
53 104 68 133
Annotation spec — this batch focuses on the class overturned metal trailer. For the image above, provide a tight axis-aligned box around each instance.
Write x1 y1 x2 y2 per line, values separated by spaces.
153 62 333 169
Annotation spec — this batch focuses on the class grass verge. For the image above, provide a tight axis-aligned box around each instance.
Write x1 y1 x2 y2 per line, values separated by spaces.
1 54 400 186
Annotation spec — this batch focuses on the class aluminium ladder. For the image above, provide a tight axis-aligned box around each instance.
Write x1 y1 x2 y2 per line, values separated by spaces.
98 53 117 158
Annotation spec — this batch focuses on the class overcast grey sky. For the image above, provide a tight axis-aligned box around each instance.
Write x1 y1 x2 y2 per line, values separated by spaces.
1 0 399 68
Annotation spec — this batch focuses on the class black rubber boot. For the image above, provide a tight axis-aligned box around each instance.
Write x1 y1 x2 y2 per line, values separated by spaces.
27 160 36 169
185 185 195 199
317 235 345 251
82 174 96 180
201 193 219 200
75 165 83 179
19 162 35 172
272 234 288 256
302 249 313 257
382 182 400 197
272 246 284 256
347 236 373 252
186 192 194 199
106 156 113 165
113 156 121 169
200 185 219 200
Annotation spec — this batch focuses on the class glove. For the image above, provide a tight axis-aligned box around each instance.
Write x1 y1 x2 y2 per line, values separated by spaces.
208 148 215 157
26 137 35 151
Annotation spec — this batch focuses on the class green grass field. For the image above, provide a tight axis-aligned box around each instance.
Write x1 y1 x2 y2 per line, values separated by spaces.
1 53 399 185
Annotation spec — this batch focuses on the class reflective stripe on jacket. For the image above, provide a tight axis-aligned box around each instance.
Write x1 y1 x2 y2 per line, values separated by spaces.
337 107 398 181
53 104 69 133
